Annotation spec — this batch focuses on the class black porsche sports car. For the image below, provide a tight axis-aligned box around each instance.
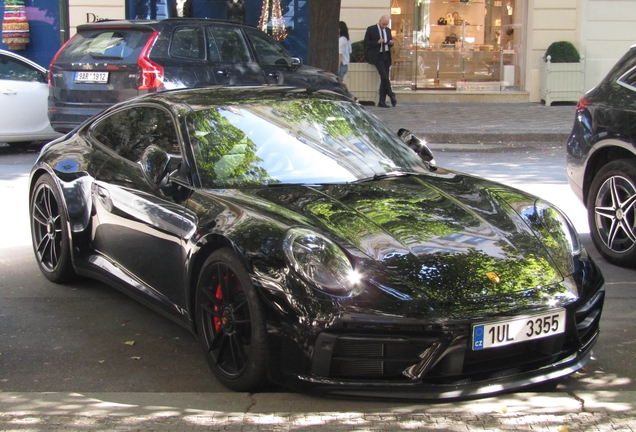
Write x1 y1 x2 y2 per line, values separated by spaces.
30 86 604 400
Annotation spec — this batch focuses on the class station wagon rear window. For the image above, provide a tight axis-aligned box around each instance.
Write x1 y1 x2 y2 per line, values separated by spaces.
56 30 152 63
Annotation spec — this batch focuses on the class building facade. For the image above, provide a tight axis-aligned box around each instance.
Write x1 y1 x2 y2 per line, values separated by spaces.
1 0 634 102
342 0 636 102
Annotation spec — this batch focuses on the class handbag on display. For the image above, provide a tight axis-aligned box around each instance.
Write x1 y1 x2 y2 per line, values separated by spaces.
437 17 447 25
444 33 458 44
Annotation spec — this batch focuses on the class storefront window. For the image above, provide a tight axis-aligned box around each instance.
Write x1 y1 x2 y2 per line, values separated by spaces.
390 0 522 92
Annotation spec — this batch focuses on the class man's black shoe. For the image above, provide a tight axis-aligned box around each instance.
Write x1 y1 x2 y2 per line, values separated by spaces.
378 102 390 108
390 94 397 107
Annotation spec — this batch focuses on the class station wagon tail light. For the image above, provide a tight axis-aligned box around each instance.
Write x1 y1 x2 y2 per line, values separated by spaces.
576 96 589 112
137 31 163 91
47 39 71 88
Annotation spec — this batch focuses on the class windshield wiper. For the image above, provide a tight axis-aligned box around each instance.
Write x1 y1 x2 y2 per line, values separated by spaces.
355 171 421 183
88 52 124 59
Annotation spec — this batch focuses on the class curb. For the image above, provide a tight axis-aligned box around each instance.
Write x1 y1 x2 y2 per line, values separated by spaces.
417 132 570 144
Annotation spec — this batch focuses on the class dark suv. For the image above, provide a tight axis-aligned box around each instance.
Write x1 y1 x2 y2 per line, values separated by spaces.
566 44 636 267
48 19 349 132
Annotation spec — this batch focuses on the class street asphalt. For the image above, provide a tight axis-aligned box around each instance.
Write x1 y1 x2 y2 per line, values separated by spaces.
3 101 636 431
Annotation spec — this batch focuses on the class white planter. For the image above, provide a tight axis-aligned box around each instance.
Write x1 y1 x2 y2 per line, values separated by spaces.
344 63 380 104
540 59 585 106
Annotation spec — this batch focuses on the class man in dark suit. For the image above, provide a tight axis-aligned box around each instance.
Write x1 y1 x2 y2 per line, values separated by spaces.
364 15 397 108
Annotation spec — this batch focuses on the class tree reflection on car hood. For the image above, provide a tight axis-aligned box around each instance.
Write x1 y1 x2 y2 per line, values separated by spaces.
201 170 577 318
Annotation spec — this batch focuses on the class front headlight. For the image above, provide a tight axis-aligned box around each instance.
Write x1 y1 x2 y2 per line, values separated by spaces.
517 199 582 277
282 227 361 297
534 199 581 256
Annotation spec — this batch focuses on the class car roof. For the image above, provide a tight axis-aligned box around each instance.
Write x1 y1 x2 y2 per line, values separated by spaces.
130 86 350 111
76 18 254 33
0 49 47 73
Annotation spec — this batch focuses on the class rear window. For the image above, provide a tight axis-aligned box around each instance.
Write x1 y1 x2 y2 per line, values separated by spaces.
56 29 152 64
617 66 636 92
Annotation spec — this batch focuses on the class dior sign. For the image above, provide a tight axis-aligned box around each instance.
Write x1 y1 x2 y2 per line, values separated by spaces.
86 13 110 23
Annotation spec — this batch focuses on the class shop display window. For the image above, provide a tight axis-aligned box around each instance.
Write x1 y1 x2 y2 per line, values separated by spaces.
389 0 521 91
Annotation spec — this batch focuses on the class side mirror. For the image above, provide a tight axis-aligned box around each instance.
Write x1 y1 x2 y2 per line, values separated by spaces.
140 145 171 186
397 128 436 166
291 57 302 67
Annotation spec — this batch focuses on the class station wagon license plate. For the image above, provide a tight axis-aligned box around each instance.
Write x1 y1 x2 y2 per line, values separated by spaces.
472 309 566 350
74 71 109 83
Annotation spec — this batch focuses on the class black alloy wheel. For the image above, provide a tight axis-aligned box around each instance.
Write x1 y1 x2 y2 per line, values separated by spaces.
196 248 268 391
30 174 76 282
588 159 636 267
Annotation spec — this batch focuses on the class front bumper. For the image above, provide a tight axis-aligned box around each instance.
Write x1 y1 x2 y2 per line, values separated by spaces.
272 280 604 401
297 331 597 400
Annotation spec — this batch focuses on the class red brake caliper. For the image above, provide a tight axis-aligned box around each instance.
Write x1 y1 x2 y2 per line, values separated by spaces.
213 282 223 332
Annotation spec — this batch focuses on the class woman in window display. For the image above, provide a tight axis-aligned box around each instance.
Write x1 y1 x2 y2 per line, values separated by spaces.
171 0 193 17
226 0 246 23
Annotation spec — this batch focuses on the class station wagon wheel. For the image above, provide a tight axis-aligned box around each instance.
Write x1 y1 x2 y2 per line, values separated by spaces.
196 249 268 391
30 174 76 282
588 159 636 267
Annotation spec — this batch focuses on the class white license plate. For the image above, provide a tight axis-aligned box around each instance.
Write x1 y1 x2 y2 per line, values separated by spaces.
74 71 109 83
472 309 566 351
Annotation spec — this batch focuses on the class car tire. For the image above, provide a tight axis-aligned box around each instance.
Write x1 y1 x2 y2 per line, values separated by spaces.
587 159 636 267
196 248 269 391
30 174 77 282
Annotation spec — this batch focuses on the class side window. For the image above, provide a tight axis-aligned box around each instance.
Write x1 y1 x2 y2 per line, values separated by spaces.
0 55 43 82
206 30 220 62
617 66 636 92
169 27 204 60
207 26 251 63
244 28 291 67
91 106 181 162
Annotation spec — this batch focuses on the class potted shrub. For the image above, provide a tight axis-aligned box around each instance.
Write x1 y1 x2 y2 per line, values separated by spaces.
540 41 585 106
344 40 380 104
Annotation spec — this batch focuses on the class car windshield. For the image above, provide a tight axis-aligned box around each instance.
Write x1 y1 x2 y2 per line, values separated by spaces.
188 100 430 188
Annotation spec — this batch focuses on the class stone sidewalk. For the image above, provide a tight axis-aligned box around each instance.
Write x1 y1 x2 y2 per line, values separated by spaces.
368 101 576 144
1 391 636 431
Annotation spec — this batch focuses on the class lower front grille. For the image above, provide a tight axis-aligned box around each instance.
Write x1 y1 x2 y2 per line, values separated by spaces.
331 358 384 377
575 288 605 345
314 334 443 380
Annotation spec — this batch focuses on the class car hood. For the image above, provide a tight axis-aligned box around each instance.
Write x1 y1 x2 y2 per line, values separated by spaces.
208 169 577 315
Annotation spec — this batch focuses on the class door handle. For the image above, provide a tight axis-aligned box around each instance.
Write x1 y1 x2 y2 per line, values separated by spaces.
216 69 230 77
93 184 113 212
96 186 110 199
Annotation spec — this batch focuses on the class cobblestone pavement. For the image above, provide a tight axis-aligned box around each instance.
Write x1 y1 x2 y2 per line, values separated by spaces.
367 102 576 144
1 391 635 431
2 411 636 431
